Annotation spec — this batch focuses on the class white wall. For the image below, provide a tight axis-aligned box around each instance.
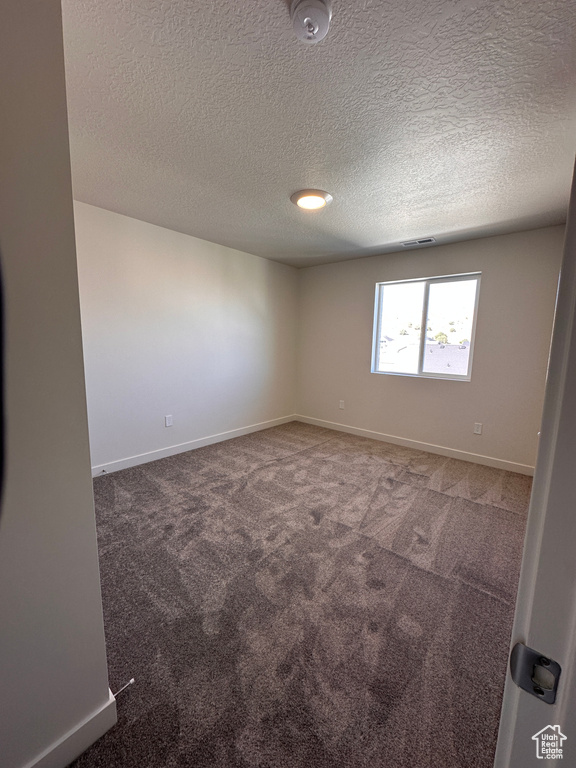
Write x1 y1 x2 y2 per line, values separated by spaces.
296 227 564 472
74 202 298 472
0 3 115 768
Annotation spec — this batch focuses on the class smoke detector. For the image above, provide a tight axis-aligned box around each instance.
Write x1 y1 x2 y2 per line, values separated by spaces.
290 0 332 44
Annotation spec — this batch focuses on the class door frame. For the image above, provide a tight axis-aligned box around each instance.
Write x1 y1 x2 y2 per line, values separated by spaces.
495 162 576 765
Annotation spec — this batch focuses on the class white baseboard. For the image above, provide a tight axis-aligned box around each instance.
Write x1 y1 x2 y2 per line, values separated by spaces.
92 413 535 477
294 415 535 476
24 690 117 768
92 415 296 475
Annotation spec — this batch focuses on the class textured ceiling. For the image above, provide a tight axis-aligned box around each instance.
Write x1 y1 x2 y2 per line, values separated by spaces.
62 0 576 267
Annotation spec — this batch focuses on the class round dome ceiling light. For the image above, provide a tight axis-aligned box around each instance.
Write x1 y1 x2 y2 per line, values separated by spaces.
290 189 333 210
290 0 332 45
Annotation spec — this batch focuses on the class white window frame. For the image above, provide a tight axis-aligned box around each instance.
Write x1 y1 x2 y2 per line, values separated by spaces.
371 272 481 381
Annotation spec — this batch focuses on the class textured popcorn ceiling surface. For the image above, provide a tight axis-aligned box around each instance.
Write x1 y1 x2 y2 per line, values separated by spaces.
62 0 576 267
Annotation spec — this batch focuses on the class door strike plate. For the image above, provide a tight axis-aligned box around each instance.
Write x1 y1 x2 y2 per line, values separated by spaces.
510 643 561 704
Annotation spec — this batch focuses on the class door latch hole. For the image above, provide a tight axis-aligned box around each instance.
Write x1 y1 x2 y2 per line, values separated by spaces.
532 663 556 691
510 643 561 704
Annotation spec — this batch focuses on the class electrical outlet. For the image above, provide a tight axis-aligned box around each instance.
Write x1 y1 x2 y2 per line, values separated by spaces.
339 400 345 409
165 415 173 427
473 422 483 435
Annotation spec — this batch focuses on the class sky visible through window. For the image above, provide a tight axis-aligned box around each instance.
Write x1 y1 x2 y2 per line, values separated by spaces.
376 276 478 377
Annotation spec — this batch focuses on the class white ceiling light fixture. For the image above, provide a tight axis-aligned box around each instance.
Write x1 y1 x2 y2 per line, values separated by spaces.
291 189 333 210
290 0 332 44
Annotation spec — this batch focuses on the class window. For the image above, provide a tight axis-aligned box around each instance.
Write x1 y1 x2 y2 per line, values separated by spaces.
371 272 480 380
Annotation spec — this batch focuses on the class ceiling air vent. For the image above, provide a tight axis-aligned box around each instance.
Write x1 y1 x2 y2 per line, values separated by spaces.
401 237 436 248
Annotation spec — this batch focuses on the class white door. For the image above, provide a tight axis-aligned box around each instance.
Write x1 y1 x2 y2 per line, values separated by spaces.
494 164 576 766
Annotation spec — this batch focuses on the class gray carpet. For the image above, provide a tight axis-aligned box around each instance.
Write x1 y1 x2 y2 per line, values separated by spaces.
71 422 531 768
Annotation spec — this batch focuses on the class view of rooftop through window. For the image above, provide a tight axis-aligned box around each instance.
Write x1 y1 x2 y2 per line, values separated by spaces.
373 274 480 379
